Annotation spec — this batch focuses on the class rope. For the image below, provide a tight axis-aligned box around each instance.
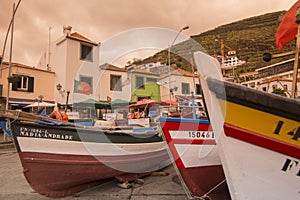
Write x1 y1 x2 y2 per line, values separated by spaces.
11 110 21 123
5 110 21 133
161 133 196 200
201 179 226 199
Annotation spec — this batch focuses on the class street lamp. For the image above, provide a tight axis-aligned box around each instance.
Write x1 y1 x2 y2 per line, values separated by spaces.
56 83 62 91
168 26 189 103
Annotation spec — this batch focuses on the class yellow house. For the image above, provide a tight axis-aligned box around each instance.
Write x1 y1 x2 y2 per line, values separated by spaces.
0 62 55 110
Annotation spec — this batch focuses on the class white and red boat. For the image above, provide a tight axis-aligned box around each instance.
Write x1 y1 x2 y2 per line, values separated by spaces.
195 51 300 200
160 117 231 199
4 111 169 197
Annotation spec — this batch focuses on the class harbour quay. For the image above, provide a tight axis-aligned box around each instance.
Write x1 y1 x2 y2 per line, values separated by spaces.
0 140 187 200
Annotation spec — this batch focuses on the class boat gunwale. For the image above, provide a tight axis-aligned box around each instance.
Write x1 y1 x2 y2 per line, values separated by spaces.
207 77 300 122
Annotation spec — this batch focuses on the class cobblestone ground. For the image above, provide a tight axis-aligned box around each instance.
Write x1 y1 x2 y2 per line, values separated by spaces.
0 136 188 200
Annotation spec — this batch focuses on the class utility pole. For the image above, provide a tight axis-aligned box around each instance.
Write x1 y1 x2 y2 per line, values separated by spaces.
263 6 300 98
291 7 300 98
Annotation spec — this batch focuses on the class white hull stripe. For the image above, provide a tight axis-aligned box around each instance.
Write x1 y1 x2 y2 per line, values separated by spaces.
17 137 166 156
174 144 221 168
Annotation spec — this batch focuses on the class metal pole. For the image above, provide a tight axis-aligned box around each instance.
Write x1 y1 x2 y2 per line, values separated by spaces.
168 44 171 103
6 3 15 111
190 53 197 119
47 26 52 70
65 90 70 112
291 6 300 98
191 91 196 119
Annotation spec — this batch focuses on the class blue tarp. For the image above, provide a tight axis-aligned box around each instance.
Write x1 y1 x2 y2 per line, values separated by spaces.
0 120 12 137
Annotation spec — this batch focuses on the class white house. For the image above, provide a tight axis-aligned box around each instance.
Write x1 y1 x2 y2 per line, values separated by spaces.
159 67 201 102
37 26 102 105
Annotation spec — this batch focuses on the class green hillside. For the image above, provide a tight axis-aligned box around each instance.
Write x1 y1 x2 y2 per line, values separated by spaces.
133 11 296 75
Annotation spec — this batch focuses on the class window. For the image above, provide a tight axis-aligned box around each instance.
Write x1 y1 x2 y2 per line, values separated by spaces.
81 43 93 61
196 84 202 95
146 77 157 83
182 83 190 94
110 75 122 91
136 76 144 89
12 75 34 92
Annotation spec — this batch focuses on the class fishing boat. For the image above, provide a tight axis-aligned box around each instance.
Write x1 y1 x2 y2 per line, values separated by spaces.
195 51 300 200
2 110 169 197
160 117 231 199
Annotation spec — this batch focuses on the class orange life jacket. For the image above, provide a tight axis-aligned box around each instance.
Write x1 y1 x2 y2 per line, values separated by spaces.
49 111 69 122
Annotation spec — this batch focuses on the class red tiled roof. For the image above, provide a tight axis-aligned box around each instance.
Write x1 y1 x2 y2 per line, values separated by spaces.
131 69 159 76
107 65 127 72
261 77 292 84
239 71 258 77
1 61 55 73
68 32 98 45
176 68 194 77
99 63 127 72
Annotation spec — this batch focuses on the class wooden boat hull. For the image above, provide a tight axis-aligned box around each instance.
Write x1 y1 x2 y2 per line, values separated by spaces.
195 51 300 199
199 67 300 199
10 122 169 197
160 117 231 199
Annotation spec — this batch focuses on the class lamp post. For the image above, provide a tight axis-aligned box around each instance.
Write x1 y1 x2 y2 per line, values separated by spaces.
65 90 70 112
168 26 189 103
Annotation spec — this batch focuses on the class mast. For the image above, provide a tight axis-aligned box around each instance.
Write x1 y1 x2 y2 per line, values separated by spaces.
5 3 15 111
0 0 21 69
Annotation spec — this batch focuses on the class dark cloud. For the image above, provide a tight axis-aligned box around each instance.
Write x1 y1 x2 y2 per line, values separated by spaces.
0 0 296 66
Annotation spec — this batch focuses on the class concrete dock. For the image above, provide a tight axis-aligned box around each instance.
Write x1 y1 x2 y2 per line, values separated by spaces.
0 135 188 200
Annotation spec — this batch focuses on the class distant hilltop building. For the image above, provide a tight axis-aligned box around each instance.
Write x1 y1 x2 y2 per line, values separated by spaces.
220 50 245 81
240 58 300 98
127 62 174 75
221 50 245 67
214 37 246 81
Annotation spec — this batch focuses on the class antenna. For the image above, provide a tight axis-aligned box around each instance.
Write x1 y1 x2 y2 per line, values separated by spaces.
47 26 52 71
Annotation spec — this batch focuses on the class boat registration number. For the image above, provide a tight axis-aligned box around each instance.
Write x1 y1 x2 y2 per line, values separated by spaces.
189 131 214 139
169 130 214 139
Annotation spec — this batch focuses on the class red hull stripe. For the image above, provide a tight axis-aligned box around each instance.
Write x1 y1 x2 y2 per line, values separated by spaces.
161 120 215 169
171 138 216 145
224 123 300 159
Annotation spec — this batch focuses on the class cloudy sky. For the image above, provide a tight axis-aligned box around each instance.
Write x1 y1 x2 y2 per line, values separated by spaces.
0 0 297 67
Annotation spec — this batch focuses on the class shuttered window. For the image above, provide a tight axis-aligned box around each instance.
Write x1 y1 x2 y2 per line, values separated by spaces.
81 43 93 61
12 75 34 93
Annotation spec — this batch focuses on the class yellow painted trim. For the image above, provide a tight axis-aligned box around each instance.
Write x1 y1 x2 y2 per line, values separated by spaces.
220 100 300 147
